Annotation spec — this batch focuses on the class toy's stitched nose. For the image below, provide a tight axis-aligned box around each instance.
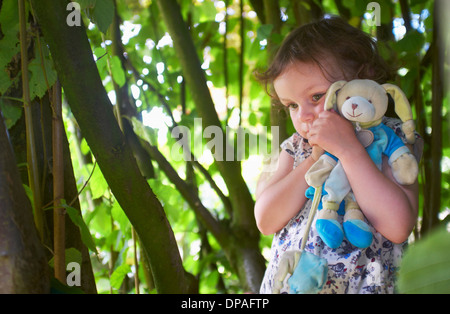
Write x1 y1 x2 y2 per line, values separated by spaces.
352 103 358 110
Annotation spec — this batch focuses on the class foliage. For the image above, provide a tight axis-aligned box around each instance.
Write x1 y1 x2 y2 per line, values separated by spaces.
0 0 448 293
398 225 450 294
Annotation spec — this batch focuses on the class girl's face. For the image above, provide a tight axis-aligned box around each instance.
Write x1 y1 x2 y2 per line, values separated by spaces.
273 61 334 139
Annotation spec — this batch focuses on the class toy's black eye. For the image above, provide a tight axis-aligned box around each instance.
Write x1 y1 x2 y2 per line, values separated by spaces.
346 96 350 100
368 99 372 103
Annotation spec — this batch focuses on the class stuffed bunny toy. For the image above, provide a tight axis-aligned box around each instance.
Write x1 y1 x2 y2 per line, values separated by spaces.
305 79 418 249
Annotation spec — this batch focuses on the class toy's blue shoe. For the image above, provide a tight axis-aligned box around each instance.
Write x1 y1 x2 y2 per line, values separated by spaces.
316 201 344 249
316 218 344 249
343 207 373 248
343 219 372 249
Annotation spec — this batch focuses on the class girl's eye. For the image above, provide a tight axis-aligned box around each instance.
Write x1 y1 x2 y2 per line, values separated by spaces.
312 93 325 102
288 103 298 110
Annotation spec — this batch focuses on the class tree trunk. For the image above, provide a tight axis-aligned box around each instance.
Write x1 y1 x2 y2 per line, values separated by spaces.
109 3 155 180
422 0 444 234
31 0 195 293
0 114 50 293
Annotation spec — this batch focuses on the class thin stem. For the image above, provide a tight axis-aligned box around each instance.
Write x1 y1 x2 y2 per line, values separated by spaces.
132 228 140 294
52 80 66 282
238 0 245 126
19 0 44 240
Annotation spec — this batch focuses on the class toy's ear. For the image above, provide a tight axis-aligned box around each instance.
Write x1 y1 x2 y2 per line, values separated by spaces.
382 83 415 144
324 80 347 111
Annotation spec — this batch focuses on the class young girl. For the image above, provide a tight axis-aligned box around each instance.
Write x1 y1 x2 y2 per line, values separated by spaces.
255 17 422 294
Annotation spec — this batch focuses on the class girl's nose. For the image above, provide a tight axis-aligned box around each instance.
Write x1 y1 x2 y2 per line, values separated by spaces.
297 105 315 122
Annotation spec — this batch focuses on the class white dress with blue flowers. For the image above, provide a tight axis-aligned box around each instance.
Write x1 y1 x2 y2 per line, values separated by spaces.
259 117 421 294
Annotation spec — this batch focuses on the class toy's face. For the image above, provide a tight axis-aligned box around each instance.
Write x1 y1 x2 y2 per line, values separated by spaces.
335 80 388 124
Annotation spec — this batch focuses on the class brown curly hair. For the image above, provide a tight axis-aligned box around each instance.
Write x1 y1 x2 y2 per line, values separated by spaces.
257 16 394 99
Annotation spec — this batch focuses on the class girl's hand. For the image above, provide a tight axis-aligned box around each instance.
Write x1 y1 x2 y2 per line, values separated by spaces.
311 145 325 161
307 110 361 159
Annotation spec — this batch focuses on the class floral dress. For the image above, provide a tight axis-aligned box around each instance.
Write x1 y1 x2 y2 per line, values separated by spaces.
259 117 422 294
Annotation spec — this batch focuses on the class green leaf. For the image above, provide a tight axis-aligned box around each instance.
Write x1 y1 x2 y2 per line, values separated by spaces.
257 24 274 41
63 200 98 254
22 184 34 213
394 30 426 54
111 201 129 232
248 112 257 126
28 43 58 99
76 0 96 10
110 264 131 289
90 0 115 34
87 202 112 235
0 0 20 95
89 164 109 199
0 0 19 34
110 55 126 87
50 276 84 294
193 0 217 24
0 99 22 129
80 138 91 155
129 116 158 145
0 31 20 69
0 70 14 95
93 47 108 80
48 247 82 268
398 227 450 294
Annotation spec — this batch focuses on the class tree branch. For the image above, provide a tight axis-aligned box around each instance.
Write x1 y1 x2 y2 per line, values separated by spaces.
142 141 229 246
399 0 413 32
263 0 289 148
248 0 265 24
52 80 66 283
425 0 444 233
126 63 233 215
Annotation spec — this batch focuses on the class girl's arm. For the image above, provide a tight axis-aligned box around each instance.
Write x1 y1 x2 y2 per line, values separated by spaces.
254 150 316 235
341 145 418 243
308 111 419 243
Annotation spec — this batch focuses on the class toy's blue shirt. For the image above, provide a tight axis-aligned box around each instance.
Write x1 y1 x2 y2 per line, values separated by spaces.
325 123 409 169
366 123 410 169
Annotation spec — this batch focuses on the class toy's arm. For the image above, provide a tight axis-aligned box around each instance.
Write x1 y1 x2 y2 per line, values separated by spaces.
401 120 416 144
381 124 418 185
305 153 337 187
273 251 301 294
